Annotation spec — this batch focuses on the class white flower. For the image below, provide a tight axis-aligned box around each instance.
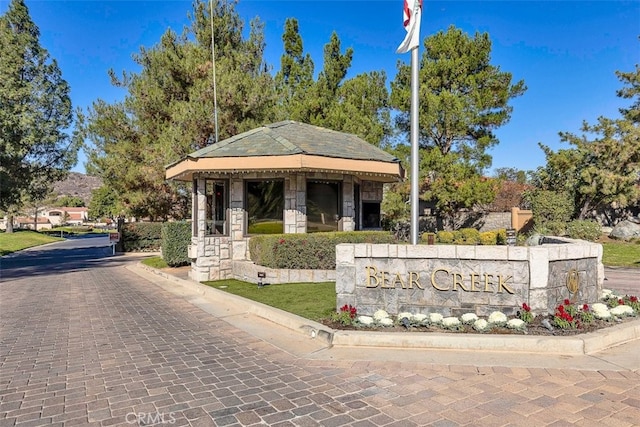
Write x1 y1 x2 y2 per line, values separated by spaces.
373 309 390 321
397 312 413 321
487 311 508 325
600 289 618 301
591 303 612 319
442 317 461 329
473 319 489 332
429 313 443 324
461 313 478 324
378 317 394 327
610 305 635 317
594 309 612 320
592 303 609 313
412 313 428 323
357 315 374 326
506 319 526 330
600 289 615 300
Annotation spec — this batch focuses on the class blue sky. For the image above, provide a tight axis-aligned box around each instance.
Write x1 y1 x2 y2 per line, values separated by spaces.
3 0 638 175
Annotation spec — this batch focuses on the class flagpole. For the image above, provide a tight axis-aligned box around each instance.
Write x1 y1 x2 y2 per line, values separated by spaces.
209 0 219 143
410 46 419 245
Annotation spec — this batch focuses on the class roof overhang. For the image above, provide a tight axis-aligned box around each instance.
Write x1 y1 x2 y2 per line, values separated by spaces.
166 154 404 183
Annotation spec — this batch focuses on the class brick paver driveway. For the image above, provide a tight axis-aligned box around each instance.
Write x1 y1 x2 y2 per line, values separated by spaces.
1 237 639 426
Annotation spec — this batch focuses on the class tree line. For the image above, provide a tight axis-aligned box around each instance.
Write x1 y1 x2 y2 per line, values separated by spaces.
1 0 638 233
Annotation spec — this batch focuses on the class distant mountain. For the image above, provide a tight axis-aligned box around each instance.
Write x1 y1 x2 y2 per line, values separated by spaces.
52 172 103 205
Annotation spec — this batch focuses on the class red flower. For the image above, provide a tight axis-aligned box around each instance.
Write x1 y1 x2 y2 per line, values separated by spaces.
630 296 638 303
619 299 625 305
340 304 357 319
564 299 571 306
278 238 285 244
560 312 573 322
522 303 531 312
583 304 590 311
557 305 565 313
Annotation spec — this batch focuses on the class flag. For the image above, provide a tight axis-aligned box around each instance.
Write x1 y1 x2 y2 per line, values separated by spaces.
396 0 422 54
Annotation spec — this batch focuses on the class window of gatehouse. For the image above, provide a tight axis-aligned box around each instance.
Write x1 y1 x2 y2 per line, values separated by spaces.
245 180 284 234
205 179 228 236
306 180 342 232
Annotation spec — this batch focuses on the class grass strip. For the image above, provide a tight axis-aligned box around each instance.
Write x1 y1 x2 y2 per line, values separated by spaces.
0 230 63 256
601 241 640 267
203 279 336 321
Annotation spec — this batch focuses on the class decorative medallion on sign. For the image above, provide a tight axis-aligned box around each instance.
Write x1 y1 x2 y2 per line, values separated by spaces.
566 269 580 295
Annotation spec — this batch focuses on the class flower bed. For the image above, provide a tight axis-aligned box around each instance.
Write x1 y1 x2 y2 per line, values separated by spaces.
321 289 639 336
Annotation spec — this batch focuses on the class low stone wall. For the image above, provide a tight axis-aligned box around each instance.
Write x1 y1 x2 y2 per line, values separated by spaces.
232 260 335 284
335 238 603 316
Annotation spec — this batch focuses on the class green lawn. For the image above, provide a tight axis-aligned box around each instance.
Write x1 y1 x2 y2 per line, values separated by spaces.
0 230 63 256
203 279 336 321
601 241 640 267
141 256 169 269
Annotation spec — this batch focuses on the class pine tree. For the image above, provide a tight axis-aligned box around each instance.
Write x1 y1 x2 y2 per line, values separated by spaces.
0 0 79 231
274 18 314 122
81 0 276 220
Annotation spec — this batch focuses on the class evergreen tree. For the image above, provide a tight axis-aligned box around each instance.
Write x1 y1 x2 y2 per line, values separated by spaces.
309 32 354 125
274 25 392 146
274 18 314 122
81 0 275 220
534 64 640 219
386 26 525 226
616 63 639 124
0 0 79 231
391 25 526 169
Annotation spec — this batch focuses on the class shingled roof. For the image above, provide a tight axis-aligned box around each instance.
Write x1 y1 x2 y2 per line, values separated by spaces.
166 121 403 182
188 121 398 162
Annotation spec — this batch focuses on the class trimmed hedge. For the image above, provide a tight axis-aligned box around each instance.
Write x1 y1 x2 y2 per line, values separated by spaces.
122 222 162 252
249 231 395 270
161 222 191 267
436 228 507 245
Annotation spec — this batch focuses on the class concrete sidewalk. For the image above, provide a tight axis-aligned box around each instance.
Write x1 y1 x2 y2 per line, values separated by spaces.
131 262 640 372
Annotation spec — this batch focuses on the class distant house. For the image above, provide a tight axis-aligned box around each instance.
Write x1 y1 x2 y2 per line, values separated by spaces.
0 206 89 231
43 207 88 226
13 217 52 231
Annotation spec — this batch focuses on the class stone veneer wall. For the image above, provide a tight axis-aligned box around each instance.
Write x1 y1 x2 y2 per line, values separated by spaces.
335 238 603 316
189 172 382 282
232 261 335 285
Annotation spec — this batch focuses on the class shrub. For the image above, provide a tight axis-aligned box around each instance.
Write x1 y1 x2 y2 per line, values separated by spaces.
479 231 498 245
496 228 507 245
249 231 395 269
566 220 601 242
122 222 162 252
454 228 481 244
534 221 567 237
526 189 573 230
436 230 454 243
161 222 191 267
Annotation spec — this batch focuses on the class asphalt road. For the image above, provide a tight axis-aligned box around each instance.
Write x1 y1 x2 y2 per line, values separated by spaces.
0 234 121 283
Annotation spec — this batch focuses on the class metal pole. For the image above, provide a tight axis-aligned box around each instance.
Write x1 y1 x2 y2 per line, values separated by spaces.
410 46 420 245
209 0 219 143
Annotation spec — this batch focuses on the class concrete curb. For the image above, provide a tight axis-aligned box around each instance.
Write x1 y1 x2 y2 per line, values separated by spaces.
134 263 640 356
